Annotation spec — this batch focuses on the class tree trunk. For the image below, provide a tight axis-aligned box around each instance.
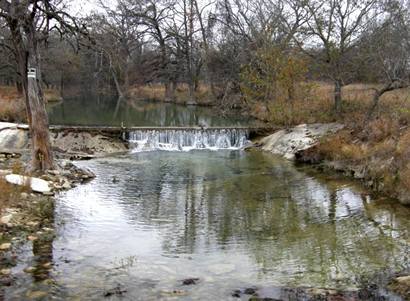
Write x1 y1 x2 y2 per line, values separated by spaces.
16 80 23 95
123 56 131 96
164 81 173 102
26 30 55 172
367 91 382 119
334 79 342 113
187 82 196 105
11 19 54 171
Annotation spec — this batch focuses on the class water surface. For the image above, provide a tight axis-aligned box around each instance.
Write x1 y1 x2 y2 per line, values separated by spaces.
47 95 253 127
6 151 409 300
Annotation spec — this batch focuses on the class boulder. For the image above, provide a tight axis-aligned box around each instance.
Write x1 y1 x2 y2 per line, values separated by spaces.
0 122 18 130
0 128 29 150
259 123 344 160
5 174 51 194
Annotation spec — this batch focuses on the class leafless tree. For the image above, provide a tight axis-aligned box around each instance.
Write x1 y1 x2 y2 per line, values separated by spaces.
0 0 84 172
302 0 379 112
360 0 410 118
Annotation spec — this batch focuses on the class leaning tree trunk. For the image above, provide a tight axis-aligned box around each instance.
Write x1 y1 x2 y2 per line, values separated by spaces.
26 31 55 172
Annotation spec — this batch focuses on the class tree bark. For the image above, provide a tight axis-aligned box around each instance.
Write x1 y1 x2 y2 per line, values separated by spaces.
26 28 55 171
367 82 408 120
334 79 342 113
16 79 23 95
164 81 173 102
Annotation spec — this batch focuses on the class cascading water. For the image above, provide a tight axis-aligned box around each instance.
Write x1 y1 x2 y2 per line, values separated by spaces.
126 128 249 152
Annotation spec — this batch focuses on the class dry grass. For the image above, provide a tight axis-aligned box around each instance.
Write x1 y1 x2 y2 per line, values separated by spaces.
129 84 165 101
44 88 63 102
306 82 410 104
0 85 62 122
251 81 410 127
314 119 410 200
0 98 26 123
0 177 29 211
128 83 214 105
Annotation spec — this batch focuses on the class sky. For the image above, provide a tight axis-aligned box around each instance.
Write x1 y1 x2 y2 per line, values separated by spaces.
69 0 105 16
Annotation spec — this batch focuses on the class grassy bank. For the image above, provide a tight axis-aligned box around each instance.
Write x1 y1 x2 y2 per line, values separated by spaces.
270 82 410 205
251 82 410 125
0 85 62 123
128 83 215 106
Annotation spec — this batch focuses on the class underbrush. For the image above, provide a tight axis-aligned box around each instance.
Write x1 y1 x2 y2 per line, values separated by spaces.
0 85 62 122
0 98 26 123
313 117 410 203
128 83 214 105
261 82 410 204
0 178 29 212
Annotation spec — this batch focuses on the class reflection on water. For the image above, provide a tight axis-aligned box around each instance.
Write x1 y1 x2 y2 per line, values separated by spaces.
5 151 410 300
47 95 253 127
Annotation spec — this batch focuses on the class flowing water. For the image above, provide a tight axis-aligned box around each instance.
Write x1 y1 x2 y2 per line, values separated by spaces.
126 129 249 151
3 98 409 300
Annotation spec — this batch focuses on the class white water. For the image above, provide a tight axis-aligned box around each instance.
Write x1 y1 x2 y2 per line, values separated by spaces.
126 129 249 152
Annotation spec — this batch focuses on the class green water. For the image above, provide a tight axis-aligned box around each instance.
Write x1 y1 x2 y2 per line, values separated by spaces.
5 151 409 300
47 96 254 127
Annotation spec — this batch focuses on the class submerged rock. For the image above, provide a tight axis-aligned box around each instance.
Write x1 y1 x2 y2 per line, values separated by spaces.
103 285 127 297
244 288 257 295
160 290 188 297
249 296 282 301
182 278 199 285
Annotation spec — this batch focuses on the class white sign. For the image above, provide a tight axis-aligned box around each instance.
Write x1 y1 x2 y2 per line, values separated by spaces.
28 68 36 79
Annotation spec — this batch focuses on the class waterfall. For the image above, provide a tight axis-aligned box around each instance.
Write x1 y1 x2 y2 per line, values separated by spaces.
126 128 249 152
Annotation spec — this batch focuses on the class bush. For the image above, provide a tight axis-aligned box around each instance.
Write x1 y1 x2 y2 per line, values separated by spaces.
0 99 26 123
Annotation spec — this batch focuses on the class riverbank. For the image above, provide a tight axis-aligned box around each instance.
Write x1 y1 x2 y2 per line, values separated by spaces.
128 84 215 106
0 152 96 298
253 121 410 206
294 123 410 206
3 119 410 207
0 121 409 300
0 85 62 123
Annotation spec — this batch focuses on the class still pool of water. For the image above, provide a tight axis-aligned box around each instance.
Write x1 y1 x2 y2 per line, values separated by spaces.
5 151 409 300
47 96 254 127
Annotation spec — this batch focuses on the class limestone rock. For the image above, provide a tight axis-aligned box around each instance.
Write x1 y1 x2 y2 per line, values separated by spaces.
5 174 51 193
0 169 12 176
259 123 344 160
0 128 29 150
0 243 11 250
0 268 11 276
0 214 13 224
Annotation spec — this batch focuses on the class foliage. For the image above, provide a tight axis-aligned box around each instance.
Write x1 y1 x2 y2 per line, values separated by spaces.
240 46 310 123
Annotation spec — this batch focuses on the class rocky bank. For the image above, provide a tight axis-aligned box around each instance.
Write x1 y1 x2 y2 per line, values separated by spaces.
0 122 128 159
254 122 410 206
254 123 344 160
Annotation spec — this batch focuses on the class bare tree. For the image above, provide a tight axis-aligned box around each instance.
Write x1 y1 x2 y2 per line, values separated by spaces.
302 0 379 112
125 0 176 100
361 0 410 118
96 0 143 98
0 0 83 172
